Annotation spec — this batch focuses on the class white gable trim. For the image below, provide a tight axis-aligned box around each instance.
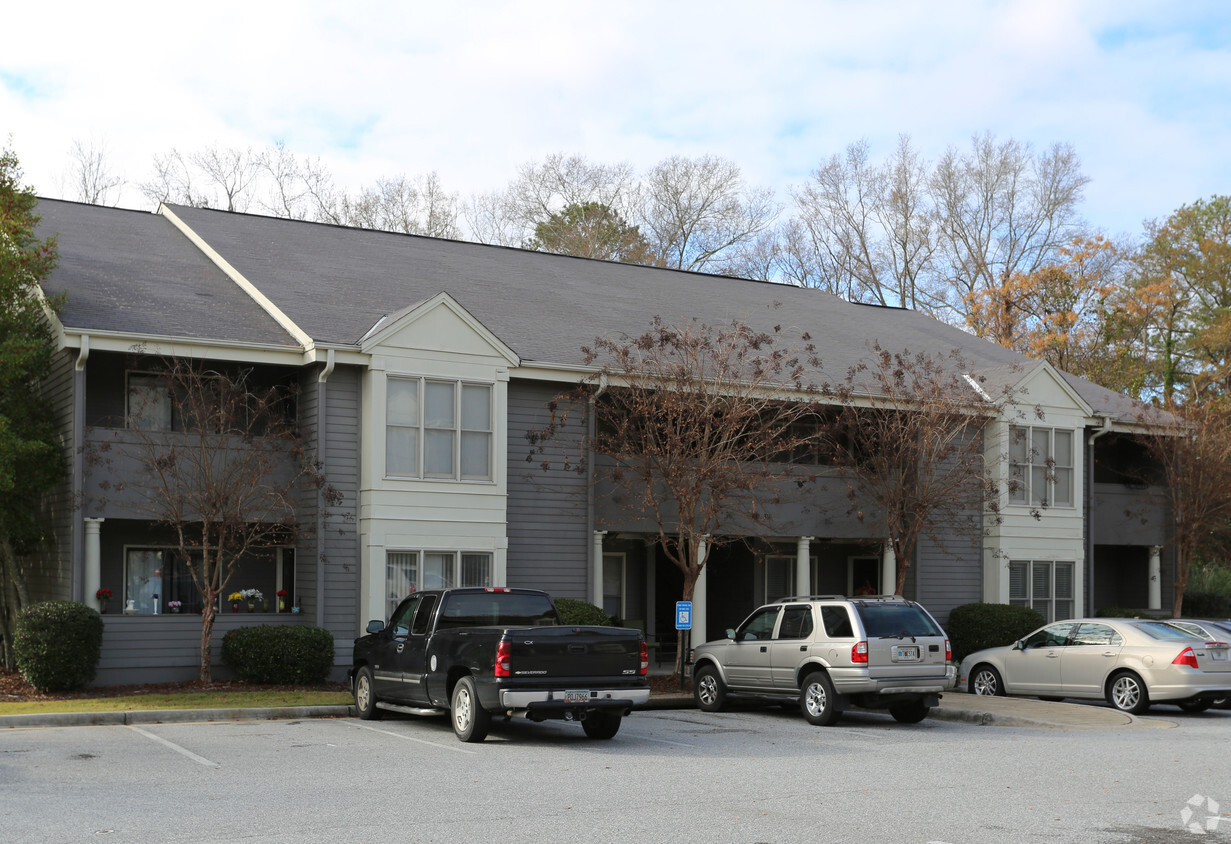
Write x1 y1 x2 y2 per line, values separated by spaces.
358 290 520 366
1007 361 1094 418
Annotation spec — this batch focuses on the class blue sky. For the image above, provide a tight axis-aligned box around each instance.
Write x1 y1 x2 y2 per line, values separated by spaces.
4 0 1229 240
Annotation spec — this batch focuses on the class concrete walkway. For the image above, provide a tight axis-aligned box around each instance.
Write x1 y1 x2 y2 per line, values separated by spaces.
0 690 1174 730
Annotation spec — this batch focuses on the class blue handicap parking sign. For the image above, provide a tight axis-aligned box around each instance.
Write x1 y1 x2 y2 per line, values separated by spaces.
675 601 692 630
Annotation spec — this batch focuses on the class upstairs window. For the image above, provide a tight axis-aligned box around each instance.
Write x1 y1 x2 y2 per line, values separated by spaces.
387 377 492 481
1009 426 1073 507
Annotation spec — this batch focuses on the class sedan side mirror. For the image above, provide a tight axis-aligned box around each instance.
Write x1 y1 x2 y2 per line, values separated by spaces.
366 619 385 634
1013 639 1025 651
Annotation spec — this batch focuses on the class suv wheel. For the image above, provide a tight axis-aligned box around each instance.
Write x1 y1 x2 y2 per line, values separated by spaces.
799 671 841 726
694 665 727 713
889 700 930 724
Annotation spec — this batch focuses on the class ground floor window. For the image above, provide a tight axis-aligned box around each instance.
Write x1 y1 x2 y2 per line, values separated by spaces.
757 555 797 605
385 550 493 616
1009 559 1075 622
123 547 294 615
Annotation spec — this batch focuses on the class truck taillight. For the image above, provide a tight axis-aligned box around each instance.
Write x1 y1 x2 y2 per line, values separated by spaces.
945 638 952 662
485 587 510 593
495 641 512 677
640 641 649 676
1172 647 1199 669
852 641 868 664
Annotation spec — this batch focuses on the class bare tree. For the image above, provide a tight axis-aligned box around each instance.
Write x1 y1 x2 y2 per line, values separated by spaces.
638 154 780 276
528 315 821 680
65 138 123 205
139 145 264 212
334 173 461 238
257 141 311 220
1134 400 1231 617
931 133 1090 330
820 343 1010 595
91 358 339 682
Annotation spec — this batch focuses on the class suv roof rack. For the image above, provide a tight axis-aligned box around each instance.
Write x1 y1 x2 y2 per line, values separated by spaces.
775 595 847 602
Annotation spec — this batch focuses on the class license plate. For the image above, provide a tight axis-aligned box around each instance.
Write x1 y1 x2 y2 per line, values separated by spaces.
564 690 591 703
1211 649 1227 661
893 646 920 661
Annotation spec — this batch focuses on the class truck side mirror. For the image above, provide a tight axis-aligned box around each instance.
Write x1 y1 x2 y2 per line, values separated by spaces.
367 619 385 634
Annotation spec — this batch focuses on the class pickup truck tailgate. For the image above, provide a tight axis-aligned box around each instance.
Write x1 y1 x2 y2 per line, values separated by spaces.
502 626 644 680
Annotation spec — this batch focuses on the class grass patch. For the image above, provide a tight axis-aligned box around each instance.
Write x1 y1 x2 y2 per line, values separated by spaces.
0 689 352 716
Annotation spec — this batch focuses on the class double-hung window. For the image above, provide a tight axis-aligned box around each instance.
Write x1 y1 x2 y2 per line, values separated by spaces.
385 550 493 616
1009 426 1074 506
386 377 492 481
1009 559 1074 622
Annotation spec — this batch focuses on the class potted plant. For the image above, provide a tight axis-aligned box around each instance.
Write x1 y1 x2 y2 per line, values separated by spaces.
241 588 263 612
168 600 182 613
277 589 288 612
228 591 242 612
95 587 112 614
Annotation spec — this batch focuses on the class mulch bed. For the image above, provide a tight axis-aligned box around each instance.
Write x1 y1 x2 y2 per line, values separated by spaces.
2 666 687 701
0 667 346 702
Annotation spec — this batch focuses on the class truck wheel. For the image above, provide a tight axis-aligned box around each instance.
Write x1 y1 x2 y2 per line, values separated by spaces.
451 675 491 742
353 666 380 720
800 671 841 726
581 711 622 739
693 665 727 713
889 700 930 724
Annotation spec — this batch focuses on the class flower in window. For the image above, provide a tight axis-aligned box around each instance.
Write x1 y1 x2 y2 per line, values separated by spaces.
96 588 113 600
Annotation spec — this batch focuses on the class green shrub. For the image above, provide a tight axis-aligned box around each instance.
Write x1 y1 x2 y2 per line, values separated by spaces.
946 602 1045 663
553 598 613 627
221 625 335 684
1188 562 1231 597
1182 591 1231 619
14 601 104 692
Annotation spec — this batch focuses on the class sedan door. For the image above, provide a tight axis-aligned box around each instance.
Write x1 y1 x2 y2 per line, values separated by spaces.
1060 622 1124 697
1002 623 1076 695
723 606 781 690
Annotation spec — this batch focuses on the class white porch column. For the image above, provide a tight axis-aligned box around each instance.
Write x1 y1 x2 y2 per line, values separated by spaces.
591 530 607 607
693 536 708 647
796 536 814 596
83 518 104 610
1148 545 1163 611
882 540 897 596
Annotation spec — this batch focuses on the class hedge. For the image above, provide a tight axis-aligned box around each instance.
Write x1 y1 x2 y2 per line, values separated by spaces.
14 601 104 692
221 625 335 684
946 602 1046 663
553 597 614 627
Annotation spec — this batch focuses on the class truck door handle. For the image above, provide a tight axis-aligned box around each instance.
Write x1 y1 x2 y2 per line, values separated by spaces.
760 646 767 653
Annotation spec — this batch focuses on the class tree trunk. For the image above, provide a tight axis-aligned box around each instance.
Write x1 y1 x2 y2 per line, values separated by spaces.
0 536 32 670
199 599 217 683
673 565 698 685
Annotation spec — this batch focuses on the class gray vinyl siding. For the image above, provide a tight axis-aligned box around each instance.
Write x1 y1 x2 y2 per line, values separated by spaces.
320 365 361 636
506 381 590 598
23 348 77 601
91 614 322 686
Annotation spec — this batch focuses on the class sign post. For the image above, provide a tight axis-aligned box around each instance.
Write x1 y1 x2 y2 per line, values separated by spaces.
675 601 692 689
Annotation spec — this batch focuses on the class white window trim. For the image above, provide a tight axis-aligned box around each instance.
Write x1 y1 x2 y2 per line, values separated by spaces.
385 375 494 483
1009 559 1075 623
1008 425 1075 509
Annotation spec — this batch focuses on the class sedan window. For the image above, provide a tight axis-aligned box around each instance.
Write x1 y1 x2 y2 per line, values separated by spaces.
1023 623 1076 648
1072 623 1122 646
1132 621 1203 641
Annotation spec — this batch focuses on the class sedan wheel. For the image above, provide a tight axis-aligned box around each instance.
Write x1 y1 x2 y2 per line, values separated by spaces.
1107 671 1150 714
969 665 1005 697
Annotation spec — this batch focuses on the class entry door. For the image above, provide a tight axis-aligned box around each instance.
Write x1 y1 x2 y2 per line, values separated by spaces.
724 606 781 690
1005 622 1075 694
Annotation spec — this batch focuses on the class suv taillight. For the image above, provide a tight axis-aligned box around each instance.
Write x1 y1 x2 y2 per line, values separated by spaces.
852 641 868 664
495 640 512 677
1172 647 1199 669
945 638 952 662
640 641 649 676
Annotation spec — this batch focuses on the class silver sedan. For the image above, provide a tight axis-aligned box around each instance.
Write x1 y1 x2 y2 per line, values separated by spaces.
957 618 1231 714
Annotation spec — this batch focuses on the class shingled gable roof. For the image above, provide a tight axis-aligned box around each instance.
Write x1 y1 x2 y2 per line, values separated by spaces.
35 199 298 348
36 199 1147 425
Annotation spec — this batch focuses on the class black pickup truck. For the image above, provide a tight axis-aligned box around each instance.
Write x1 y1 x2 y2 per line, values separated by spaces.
349 587 650 742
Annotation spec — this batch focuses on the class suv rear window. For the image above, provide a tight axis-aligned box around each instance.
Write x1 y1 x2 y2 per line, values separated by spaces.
854 602 942 637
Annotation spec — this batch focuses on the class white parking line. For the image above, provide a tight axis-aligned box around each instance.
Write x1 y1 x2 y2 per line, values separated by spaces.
346 720 478 754
127 725 219 768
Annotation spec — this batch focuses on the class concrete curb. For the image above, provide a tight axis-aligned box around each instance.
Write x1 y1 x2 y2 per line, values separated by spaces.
0 705 355 729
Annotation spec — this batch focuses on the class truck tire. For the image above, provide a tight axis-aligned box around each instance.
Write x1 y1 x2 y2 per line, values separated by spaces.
800 670 841 726
451 675 491 742
581 711 622 739
353 666 380 720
